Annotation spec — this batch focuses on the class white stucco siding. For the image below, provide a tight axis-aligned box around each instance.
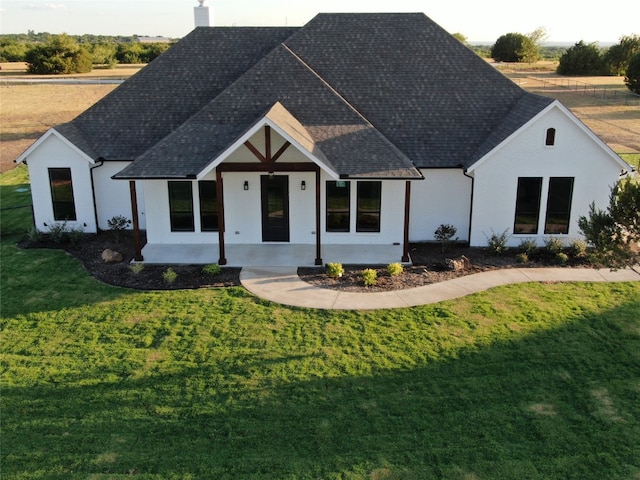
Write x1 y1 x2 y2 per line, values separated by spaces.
409 169 471 242
93 162 146 231
24 133 97 233
223 171 317 244
143 171 406 246
469 105 624 247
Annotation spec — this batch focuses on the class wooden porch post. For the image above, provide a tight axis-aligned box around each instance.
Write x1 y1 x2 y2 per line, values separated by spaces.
402 180 411 263
129 181 143 262
216 169 227 265
315 167 322 265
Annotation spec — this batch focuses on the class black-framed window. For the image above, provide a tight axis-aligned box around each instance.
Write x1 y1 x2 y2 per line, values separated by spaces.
356 181 382 232
545 128 556 146
168 181 194 232
544 177 574 234
514 177 542 234
326 181 350 232
198 181 218 231
48 168 77 221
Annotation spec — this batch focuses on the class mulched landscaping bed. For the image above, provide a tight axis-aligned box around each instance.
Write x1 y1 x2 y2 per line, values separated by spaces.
18 232 591 292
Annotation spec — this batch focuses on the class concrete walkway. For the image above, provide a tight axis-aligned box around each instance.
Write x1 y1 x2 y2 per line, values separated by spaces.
240 266 640 310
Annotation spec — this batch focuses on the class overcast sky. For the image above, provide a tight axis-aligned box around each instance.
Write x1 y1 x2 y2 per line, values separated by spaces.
1 0 638 44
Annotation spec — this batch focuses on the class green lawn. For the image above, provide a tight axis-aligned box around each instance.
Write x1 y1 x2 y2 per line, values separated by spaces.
1 166 640 479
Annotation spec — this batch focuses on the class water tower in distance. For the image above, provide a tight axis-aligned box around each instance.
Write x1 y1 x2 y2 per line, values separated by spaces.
194 0 211 27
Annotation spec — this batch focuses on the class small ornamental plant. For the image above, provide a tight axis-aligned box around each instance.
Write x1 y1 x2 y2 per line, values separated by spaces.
326 262 344 278
518 239 538 257
163 267 177 284
571 239 588 258
486 229 509 255
544 237 565 255
387 262 403 276
129 263 145 275
203 264 222 276
516 252 529 264
362 268 378 286
555 252 569 265
434 224 458 252
107 215 131 242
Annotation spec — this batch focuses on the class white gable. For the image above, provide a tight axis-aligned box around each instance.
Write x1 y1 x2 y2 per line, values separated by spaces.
467 100 630 174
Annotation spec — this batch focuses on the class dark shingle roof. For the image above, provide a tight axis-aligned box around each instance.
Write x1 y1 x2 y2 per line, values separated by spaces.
59 13 552 178
61 26 298 160
283 13 530 169
116 45 421 179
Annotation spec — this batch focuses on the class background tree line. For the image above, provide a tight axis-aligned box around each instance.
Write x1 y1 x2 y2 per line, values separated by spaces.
479 30 639 94
0 32 174 73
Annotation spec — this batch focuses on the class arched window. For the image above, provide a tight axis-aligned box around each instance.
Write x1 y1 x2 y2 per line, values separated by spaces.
545 127 556 146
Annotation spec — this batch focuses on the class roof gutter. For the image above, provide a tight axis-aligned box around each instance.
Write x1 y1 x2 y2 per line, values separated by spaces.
462 167 474 245
90 158 105 232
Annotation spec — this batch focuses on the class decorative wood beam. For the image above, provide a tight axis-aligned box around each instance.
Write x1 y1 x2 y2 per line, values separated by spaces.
315 167 322 265
402 180 411 263
217 162 319 173
216 169 227 265
265 126 271 161
271 141 291 162
243 140 267 163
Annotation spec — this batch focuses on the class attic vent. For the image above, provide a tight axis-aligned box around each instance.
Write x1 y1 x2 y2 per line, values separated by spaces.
545 128 556 146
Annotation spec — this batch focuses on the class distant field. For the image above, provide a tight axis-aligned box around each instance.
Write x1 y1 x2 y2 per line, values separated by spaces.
0 63 142 172
1 61 639 173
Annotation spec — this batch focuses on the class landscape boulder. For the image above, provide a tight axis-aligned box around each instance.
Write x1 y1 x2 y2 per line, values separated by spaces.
101 249 123 263
445 255 471 271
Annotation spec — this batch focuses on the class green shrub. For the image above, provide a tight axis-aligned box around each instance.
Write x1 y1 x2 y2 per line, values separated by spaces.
516 252 529 264
326 262 344 278
67 227 85 246
518 239 538 256
571 239 588 258
486 230 509 255
107 215 131 242
555 252 569 265
544 237 564 255
434 224 458 252
362 268 377 286
48 222 69 244
26 227 43 243
203 264 222 276
46 221 84 244
387 262 403 276
163 267 177 284
129 263 145 275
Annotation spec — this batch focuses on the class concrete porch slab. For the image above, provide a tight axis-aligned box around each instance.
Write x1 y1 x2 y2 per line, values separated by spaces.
138 243 407 267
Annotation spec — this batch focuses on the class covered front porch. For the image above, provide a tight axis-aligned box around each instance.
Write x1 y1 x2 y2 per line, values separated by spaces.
137 243 409 267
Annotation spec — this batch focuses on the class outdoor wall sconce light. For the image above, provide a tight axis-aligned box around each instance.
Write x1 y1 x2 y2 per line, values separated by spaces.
301 180 306 190
243 180 249 191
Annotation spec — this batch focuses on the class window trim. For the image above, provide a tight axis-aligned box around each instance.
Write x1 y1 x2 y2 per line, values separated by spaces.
356 181 382 233
544 177 574 235
198 180 218 232
513 177 542 235
168 181 195 232
326 181 351 232
48 167 77 221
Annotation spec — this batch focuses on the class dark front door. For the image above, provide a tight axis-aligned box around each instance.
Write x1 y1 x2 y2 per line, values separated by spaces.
261 175 290 242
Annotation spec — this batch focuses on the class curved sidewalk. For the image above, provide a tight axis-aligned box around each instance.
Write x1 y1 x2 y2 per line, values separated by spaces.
240 266 640 310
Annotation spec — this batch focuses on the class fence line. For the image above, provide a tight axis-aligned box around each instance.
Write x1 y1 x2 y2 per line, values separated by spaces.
533 76 640 107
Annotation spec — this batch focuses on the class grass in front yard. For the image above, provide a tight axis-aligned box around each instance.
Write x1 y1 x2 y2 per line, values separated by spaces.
2 150 640 480
1 279 639 479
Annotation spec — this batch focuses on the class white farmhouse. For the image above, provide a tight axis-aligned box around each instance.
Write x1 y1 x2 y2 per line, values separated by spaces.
17 13 632 266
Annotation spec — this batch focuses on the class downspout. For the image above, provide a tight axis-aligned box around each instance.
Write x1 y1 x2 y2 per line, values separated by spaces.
462 167 474 245
89 159 105 232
